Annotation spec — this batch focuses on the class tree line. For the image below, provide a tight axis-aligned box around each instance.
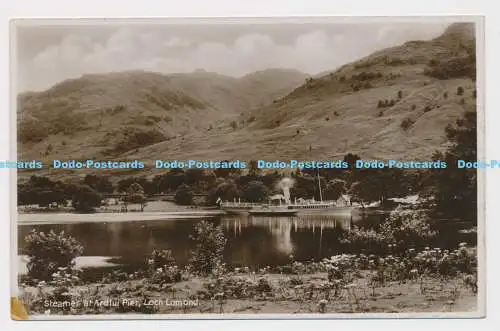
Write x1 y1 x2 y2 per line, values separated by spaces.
17 110 477 220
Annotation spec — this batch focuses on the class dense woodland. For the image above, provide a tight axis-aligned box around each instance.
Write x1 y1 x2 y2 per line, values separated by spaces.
18 109 477 221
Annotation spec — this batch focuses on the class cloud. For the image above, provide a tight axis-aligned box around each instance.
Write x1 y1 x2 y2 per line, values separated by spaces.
17 23 447 92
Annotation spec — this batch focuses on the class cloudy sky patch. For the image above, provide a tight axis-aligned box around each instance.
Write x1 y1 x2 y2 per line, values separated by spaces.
15 20 451 92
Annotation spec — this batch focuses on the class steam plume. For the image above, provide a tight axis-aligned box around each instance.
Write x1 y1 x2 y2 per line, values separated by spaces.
276 177 295 204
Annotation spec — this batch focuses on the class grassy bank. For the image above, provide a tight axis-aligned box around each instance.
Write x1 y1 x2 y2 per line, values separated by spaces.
18 246 478 316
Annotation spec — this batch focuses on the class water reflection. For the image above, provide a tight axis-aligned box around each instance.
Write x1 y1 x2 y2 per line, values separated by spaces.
18 214 357 270
17 211 476 283
221 214 353 267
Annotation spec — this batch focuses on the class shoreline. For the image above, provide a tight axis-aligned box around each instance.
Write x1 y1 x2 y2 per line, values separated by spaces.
17 211 225 225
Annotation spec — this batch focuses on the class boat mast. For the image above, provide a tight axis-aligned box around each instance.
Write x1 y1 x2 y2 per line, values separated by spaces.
317 168 323 202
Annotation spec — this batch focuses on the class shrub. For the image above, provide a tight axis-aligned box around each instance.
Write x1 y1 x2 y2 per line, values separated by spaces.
377 100 384 108
147 249 181 285
23 229 83 282
379 208 437 251
230 121 238 129
340 228 387 255
174 184 194 205
341 208 436 255
189 220 227 275
18 119 49 143
460 98 466 105
148 249 176 270
334 111 339 116
457 86 464 96
411 104 417 111
113 128 166 154
424 57 475 80
385 57 404 66
397 90 403 99
243 181 268 203
71 185 102 213
401 118 415 131
424 106 432 113
125 192 147 211
443 92 448 99
325 117 330 121
148 265 182 285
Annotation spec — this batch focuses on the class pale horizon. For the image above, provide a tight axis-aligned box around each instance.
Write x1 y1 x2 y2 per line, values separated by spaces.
14 20 453 93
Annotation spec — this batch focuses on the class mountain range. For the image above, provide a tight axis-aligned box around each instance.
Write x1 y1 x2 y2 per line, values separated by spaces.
17 23 477 176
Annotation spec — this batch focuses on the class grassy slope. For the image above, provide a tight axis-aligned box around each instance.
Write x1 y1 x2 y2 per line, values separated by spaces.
129 24 477 163
17 23 477 177
17 69 308 163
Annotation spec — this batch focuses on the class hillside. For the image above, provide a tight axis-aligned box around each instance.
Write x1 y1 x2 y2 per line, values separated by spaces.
17 23 478 176
17 68 307 162
241 22 477 159
120 23 477 166
167 68 308 113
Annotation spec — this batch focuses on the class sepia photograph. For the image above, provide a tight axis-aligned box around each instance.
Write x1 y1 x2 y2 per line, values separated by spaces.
11 16 484 319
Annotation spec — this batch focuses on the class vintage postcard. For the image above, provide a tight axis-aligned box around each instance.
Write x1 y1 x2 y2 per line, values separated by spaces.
10 16 485 319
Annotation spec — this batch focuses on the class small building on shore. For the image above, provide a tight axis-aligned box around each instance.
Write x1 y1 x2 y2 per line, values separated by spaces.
336 194 351 206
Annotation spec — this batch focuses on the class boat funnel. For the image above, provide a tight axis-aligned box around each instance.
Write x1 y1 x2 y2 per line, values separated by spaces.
283 187 291 205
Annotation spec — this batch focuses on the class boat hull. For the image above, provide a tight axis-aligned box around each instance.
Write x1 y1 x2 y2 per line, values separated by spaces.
221 207 253 214
295 206 358 215
222 206 359 216
248 210 298 216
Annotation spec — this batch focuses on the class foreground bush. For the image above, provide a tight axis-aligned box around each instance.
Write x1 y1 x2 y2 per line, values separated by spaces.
321 244 476 283
24 229 83 282
188 221 227 276
341 207 436 254
146 249 181 286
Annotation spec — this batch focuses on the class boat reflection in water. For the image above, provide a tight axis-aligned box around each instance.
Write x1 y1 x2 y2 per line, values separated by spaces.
18 213 359 274
221 214 352 263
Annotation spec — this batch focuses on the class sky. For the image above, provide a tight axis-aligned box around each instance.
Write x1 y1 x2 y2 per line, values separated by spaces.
14 19 453 92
